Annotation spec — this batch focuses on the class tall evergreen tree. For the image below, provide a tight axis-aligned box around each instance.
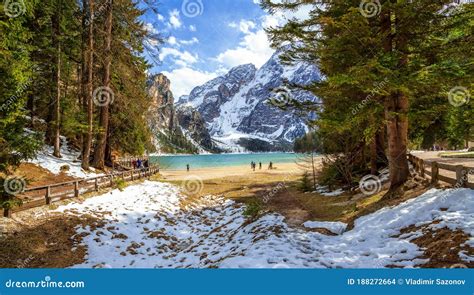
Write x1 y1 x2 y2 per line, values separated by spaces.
263 0 472 196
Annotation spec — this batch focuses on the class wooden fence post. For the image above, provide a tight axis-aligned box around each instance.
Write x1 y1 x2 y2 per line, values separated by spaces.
455 165 468 188
131 170 134 181
95 178 99 191
74 181 79 198
418 158 425 177
431 162 439 185
3 208 11 218
46 186 52 204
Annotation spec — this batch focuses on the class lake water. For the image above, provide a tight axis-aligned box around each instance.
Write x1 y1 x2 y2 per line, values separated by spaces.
152 153 298 170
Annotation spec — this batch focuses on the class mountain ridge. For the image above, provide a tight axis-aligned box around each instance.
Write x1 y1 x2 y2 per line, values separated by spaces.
177 49 320 152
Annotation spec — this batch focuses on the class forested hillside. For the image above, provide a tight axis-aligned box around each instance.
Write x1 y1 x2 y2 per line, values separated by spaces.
264 0 473 195
0 0 163 204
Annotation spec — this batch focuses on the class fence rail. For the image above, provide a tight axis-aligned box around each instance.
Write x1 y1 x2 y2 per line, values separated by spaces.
3 166 160 218
408 154 474 189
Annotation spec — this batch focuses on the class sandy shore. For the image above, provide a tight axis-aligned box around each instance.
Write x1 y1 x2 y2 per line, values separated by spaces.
160 162 305 181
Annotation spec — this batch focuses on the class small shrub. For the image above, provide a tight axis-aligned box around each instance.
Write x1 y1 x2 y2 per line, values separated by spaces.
317 162 341 188
114 179 127 191
298 171 314 192
60 165 70 172
243 200 262 220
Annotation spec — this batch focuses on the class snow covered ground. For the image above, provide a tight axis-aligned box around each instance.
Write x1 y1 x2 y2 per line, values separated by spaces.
57 181 474 268
29 137 102 178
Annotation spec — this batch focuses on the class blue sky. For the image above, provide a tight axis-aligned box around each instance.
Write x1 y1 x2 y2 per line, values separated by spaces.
140 0 282 98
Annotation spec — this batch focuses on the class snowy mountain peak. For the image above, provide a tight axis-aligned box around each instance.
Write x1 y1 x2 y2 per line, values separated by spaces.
177 49 320 152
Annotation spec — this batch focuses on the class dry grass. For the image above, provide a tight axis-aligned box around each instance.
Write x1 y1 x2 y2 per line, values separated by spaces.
0 215 92 268
400 223 474 268
0 163 76 188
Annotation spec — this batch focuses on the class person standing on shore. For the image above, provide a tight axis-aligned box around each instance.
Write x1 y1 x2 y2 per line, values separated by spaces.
187 164 190 172
268 162 273 170
259 162 262 170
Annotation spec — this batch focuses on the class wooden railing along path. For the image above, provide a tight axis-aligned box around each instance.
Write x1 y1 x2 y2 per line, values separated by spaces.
408 154 474 189
3 166 160 218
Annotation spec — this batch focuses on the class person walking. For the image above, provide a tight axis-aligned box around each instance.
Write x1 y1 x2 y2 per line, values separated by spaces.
137 158 142 169
268 162 273 170
186 164 190 172
259 162 262 170
252 162 256 171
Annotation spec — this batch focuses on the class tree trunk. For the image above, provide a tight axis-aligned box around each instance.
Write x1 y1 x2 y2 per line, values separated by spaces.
376 127 387 165
53 2 62 158
381 6 409 196
27 94 35 128
93 0 113 170
311 151 317 189
45 1 63 158
82 0 94 170
370 137 377 175
385 92 409 189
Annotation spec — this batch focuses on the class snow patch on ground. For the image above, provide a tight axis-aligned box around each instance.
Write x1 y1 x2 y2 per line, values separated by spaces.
314 185 345 197
58 182 474 268
29 137 102 178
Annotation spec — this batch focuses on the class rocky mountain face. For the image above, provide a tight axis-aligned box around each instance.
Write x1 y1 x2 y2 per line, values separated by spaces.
177 50 320 152
175 105 221 153
148 74 176 134
147 74 218 153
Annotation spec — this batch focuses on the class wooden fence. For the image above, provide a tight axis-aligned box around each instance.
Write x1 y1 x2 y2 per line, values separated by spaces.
408 154 474 189
3 166 160 218
114 157 152 170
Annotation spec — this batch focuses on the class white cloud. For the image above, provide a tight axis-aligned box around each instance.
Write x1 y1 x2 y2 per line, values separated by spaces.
215 6 312 69
239 20 256 34
228 20 256 34
159 47 198 66
189 25 197 32
228 22 238 29
166 36 199 47
157 14 165 22
180 37 199 46
168 9 182 29
216 27 274 68
168 36 178 46
162 67 219 98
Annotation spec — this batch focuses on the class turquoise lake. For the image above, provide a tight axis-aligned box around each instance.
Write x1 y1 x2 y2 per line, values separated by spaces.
152 153 298 170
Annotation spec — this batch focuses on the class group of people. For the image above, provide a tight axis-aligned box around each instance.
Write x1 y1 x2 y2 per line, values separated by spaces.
131 158 149 170
250 161 273 171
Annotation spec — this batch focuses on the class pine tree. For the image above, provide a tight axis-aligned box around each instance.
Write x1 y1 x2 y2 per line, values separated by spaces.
263 0 473 196
92 0 113 169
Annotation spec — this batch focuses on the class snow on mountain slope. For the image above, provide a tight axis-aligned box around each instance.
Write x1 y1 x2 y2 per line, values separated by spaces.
177 49 320 152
